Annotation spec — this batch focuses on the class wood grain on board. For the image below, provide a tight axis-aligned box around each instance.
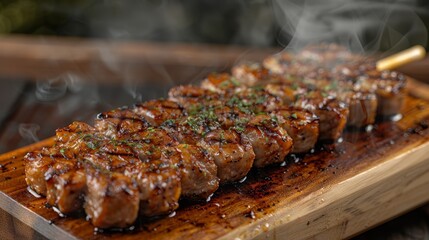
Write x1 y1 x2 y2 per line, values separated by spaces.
1 93 429 240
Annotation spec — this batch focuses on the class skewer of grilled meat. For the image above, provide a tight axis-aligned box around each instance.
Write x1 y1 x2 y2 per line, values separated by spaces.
24 44 408 230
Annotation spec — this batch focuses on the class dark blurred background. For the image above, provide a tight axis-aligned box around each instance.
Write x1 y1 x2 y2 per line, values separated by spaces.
1 0 429 52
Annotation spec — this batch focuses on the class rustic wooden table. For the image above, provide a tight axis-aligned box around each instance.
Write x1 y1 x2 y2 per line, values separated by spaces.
0 35 428 239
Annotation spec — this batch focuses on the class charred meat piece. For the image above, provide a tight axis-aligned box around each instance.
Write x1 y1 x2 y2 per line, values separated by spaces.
294 91 349 141
340 91 378 127
43 122 109 215
168 85 221 110
165 144 219 199
272 108 319 153
84 163 140 229
46 170 86 214
201 72 245 93
56 121 101 151
24 148 55 196
95 108 149 139
164 111 220 145
233 87 283 113
264 83 299 105
130 158 181 217
84 125 182 218
262 51 295 75
333 62 406 118
232 62 272 86
241 114 293 167
133 99 184 127
198 129 255 183
361 69 407 117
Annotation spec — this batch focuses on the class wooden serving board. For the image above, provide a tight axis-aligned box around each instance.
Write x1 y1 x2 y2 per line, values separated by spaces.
2 93 429 240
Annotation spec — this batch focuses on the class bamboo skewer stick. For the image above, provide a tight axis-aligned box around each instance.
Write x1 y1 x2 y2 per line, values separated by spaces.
376 45 426 71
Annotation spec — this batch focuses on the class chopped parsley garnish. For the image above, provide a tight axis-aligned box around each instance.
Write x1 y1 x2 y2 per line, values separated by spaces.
163 119 175 127
231 118 249 133
86 141 97 150
271 115 279 123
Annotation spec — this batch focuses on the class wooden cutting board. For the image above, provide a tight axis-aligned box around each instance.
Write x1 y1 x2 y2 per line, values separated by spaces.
2 92 429 240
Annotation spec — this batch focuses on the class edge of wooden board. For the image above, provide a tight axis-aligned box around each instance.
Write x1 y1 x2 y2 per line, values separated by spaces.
0 191 77 240
220 137 429 240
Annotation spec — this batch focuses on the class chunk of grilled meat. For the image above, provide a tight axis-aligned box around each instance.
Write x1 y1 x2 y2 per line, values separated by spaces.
84 163 140 229
169 85 221 110
46 170 86 214
340 91 378 127
95 108 149 139
232 62 273 86
294 91 349 141
126 155 182 217
199 129 255 183
43 149 83 214
272 108 319 153
166 144 219 199
133 99 184 127
25 148 55 196
201 72 246 93
241 114 293 167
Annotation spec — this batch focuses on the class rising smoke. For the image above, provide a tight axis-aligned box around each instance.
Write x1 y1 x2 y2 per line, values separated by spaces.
272 0 428 54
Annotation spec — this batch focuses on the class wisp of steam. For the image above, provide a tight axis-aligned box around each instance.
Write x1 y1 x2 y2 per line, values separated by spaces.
18 123 40 143
273 0 428 54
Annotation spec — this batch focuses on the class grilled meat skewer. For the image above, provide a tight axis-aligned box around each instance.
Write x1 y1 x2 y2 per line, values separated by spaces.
24 44 407 230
